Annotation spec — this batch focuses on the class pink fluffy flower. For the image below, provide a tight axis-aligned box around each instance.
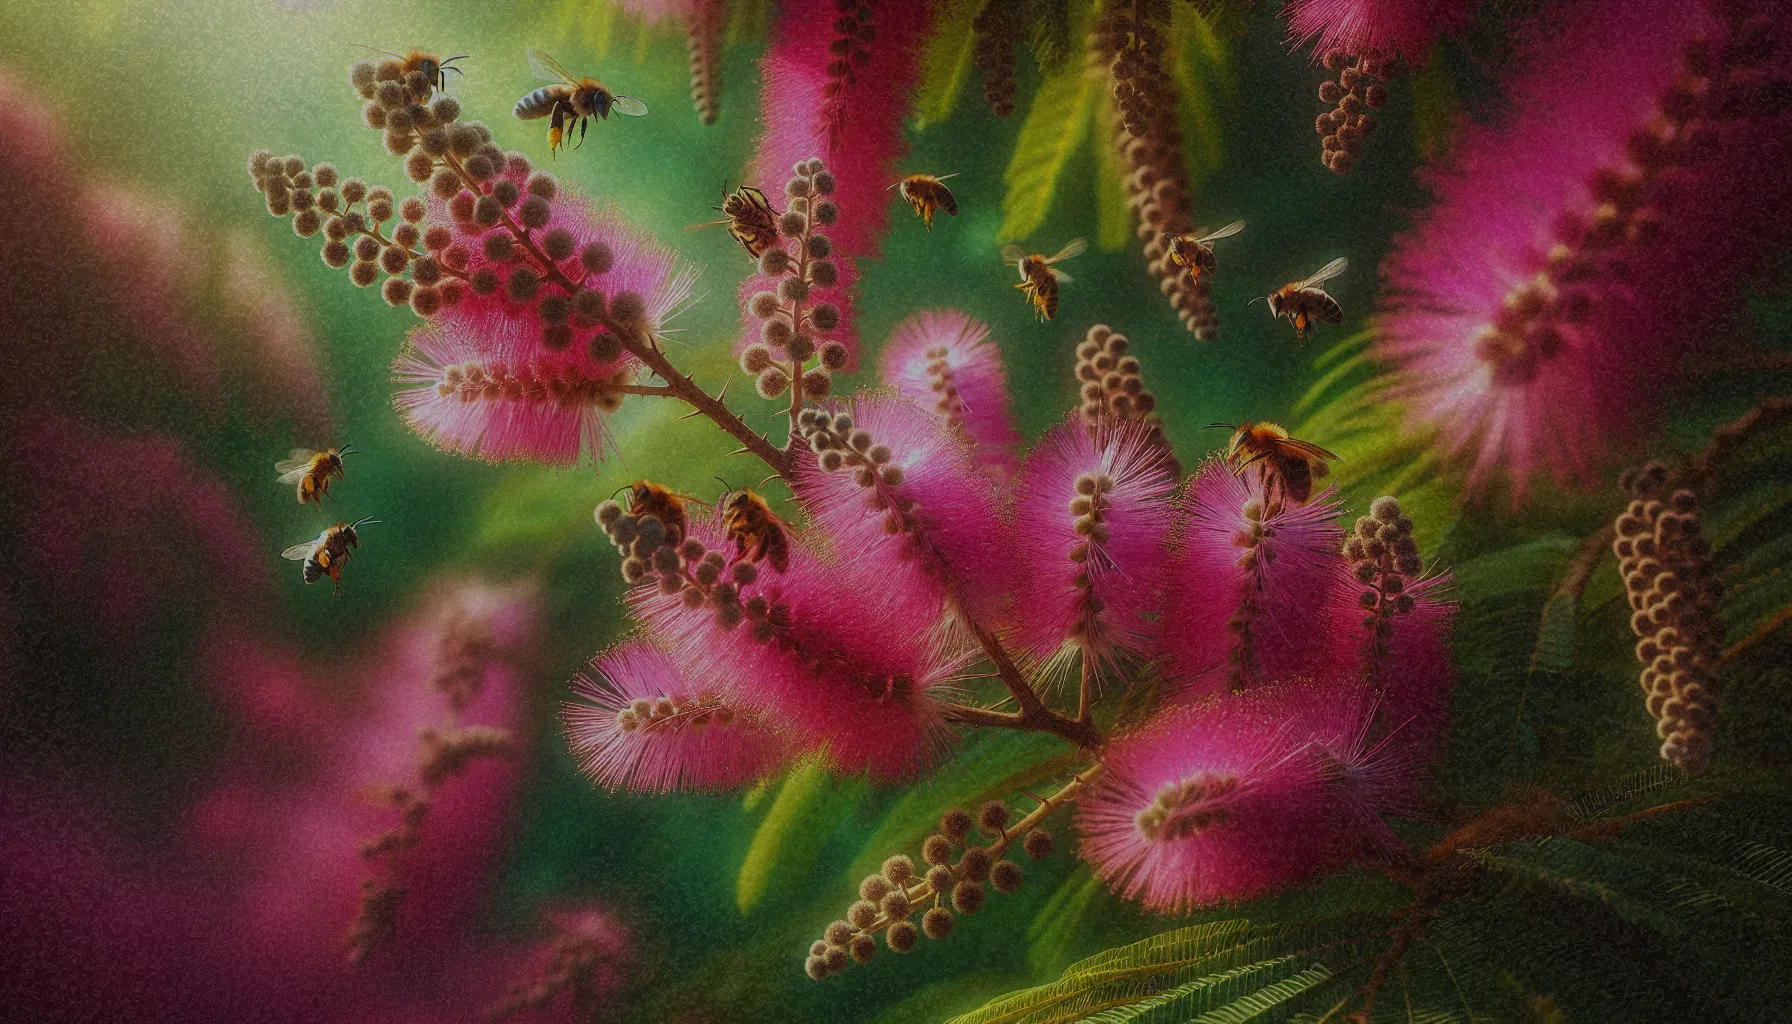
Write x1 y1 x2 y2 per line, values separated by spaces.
795 393 1010 629
1376 0 1792 498
879 309 1024 481
563 638 791 793
393 165 696 466
627 512 968 778
735 0 930 362
1010 418 1179 672
1077 695 1334 912
1282 0 1474 63
1157 461 1347 699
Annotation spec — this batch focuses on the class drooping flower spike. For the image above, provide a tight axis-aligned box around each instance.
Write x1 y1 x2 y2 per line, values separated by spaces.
1010 417 1179 675
1376 0 1792 497
617 0 727 125
563 638 791 793
1157 460 1347 699
878 309 1023 481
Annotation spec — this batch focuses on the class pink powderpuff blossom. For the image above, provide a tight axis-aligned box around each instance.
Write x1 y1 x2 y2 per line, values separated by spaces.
1010 418 1179 674
394 164 697 466
1283 0 1475 64
1375 0 1792 498
735 0 930 362
1327 569 1457 755
627 511 970 778
1077 695 1334 912
563 638 792 793
795 393 1011 630
879 309 1024 482
1157 461 1347 699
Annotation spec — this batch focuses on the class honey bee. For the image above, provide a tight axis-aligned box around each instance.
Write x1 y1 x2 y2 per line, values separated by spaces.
623 480 689 547
274 445 355 507
888 173 960 231
513 48 647 156
1163 220 1245 282
1216 422 1341 509
719 487 790 574
1001 237 1087 321
1260 257 1348 341
353 46 467 93
687 184 780 259
281 517 380 595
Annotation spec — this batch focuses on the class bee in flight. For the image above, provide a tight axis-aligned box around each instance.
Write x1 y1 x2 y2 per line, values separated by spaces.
282 517 381 595
513 47 647 156
353 46 467 93
889 173 959 231
622 480 689 548
1216 422 1341 510
1260 257 1348 341
1002 237 1087 321
687 183 780 260
274 445 355 507
1164 220 1245 283
718 486 791 574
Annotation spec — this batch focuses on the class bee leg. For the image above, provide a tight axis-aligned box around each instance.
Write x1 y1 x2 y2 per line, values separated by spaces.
577 116 589 149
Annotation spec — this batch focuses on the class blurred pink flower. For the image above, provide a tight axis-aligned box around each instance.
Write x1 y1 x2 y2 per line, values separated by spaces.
879 309 1023 481
564 638 792 793
1283 0 1474 63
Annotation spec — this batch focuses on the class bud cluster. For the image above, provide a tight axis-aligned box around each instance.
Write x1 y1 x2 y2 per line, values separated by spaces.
594 499 788 642
1314 48 1391 175
1090 12 1217 337
971 0 1022 118
1074 326 1177 473
427 358 633 415
1615 464 1724 771
804 801 1054 980
486 908 626 1023
1343 496 1423 677
687 0 726 125
1472 9 1789 389
740 159 848 404
1134 772 1239 841
1063 471 1117 640
823 0 880 122
796 408 919 536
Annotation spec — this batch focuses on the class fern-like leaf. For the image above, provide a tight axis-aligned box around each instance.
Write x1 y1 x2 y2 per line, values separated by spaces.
997 63 1097 243
913 0 984 130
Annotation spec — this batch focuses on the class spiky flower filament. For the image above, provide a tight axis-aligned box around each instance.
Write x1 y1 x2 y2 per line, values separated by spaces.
804 768 1096 979
1614 464 1724 771
740 158 848 420
1090 5 1218 338
1072 325 1178 474
687 0 725 125
1314 48 1393 174
1341 495 1423 685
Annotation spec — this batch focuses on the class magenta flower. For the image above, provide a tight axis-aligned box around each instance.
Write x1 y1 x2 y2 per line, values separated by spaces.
1157 461 1347 699
794 393 1010 629
563 638 792 793
393 166 696 466
626 511 969 778
879 309 1024 482
1282 0 1474 64
1010 418 1179 673
1376 0 1792 497
1076 695 1334 912
735 0 929 362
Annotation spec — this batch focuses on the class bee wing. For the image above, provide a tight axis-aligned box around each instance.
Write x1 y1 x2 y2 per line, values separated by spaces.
1196 220 1245 244
275 449 317 473
610 95 649 116
281 541 317 561
526 47 579 85
1300 257 1349 289
1279 437 1343 463
1049 268 1074 284
1044 237 1088 265
999 243 1027 264
277 467 312 486
685 218 730 231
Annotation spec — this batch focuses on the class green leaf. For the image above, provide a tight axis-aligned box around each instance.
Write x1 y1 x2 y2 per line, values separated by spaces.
736 760 830 914
1093 96 1133 252
1187 965 1337 1023
913 0 984 130
1450 535 1578 603
1167 4 1230 180
1410 44 1459 162
998 63 1098 243
725 0 772 45
1027 871 1104 976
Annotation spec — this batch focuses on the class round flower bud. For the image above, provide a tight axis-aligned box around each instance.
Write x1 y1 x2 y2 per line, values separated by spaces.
354 235 382 262
504 152 532 176
589 331 623 362
977 801 1010 835
990 859 1021 894
349 260 379 287
289 187 314 211
823 920 854 947
957 846 992 882
392 222 420 249
882 854 915 884
317 190 341 215
379 244 410 275
940 807 972 841
410 255 441 285
741 344 774 374
505 267 540 302
404 150 433 182
785 176 812 199
321 239 351 269
809 303 840 332
858 874 892 903
572 288 607 325
921 907 953 940
382 127 413 155
349 61 377 91
527 172 558 200
292 208 321 237
813 200 838 225
595 500 624 527
879 889 910 918
812 170 836 194
430 96 460 123
921 834 953 866
848 934 875 964
463 153 495 182
289 170 314 190
396 195 426 224
801 369 831 400
847 900 878 929
778 211 806 236
469 266 501 295
1022 828 1054 860
375 80 405 109
382 277 414 306
926 864 954 893
543 227 576 261
805 234 833 258
442 243 469 270
482 232 515 262
778 276 809 303
538 294 571 324
1371 496 1402 523
951 881 986 914
730 560 757 585
809 259 839 288
429 169 460 201
580 241 614 275
410 285 442 317
338 178 367 205
610 291 646 324
419 126 450 157
803 955 826 981
887 921 918 953
519 195 552 228
819 341 849 371
449 124 481 157
473 195 502 228
758 248 792 275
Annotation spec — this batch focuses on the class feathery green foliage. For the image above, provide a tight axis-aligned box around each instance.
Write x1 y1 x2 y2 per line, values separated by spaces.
998 62 1099 242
